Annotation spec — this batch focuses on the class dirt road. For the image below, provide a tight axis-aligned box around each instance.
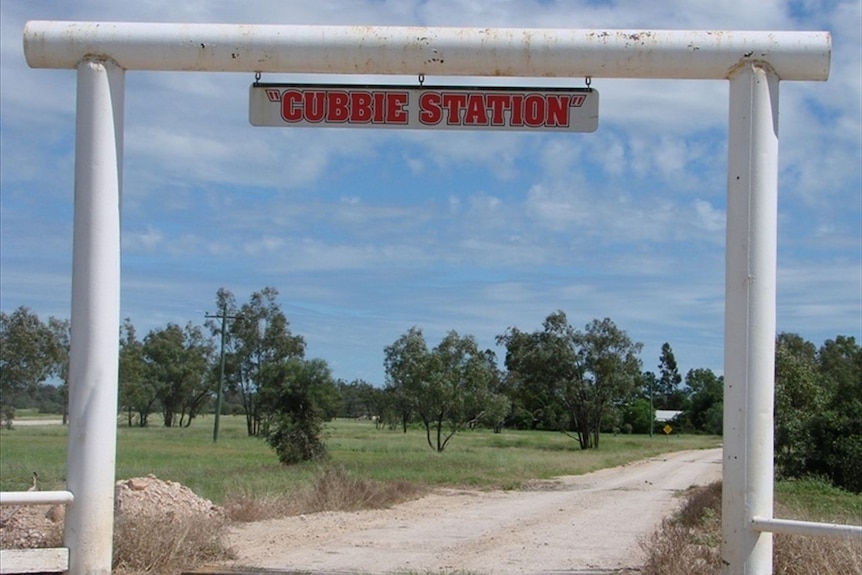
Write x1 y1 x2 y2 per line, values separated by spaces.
225 447 722 574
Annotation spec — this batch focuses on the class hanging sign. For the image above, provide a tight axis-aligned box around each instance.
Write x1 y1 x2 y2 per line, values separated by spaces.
249 83 598 132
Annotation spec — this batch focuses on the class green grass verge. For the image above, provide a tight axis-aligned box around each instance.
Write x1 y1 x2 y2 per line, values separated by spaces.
2 416 721 503
775 477 862 523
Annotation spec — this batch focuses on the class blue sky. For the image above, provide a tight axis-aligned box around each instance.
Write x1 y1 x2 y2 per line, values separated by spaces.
1 1 860 386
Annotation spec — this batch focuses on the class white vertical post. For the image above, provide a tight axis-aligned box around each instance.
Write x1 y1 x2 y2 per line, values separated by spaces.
722 62 779 575
65 57 124 575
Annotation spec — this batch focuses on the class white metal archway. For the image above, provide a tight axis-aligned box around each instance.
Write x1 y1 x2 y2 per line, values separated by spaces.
7 21 849 575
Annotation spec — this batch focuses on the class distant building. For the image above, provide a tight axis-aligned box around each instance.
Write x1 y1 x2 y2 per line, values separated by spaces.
655 409 683 422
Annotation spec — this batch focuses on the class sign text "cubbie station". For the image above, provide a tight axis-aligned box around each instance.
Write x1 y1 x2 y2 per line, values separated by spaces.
250 84 599 132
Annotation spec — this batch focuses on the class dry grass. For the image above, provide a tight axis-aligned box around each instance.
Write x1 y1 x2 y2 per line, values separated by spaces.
772 498 862 575
7 465 423 575
113 514 234 575
224 464 426 522
222 491 296 523
774 532 862 574
300 465 425 513
641 482 862 575
639 482 723 575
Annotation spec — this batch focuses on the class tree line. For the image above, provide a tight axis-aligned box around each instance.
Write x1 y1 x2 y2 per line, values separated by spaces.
1 290 859 492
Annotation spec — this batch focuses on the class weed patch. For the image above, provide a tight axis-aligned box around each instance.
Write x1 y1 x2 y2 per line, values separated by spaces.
113 514 233 575
639 482 723 575
641 481 862 575
224 465 425 522
299 465 425 513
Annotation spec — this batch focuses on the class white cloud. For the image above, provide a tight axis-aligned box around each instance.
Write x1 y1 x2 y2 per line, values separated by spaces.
123 226 164 252
694 199 725 233
1 0 858 387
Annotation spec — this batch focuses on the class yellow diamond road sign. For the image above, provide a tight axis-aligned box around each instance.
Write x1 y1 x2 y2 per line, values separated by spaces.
663 424 673 435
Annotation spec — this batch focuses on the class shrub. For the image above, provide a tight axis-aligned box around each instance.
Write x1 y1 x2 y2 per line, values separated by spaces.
113 514 233 575
265 411 327 465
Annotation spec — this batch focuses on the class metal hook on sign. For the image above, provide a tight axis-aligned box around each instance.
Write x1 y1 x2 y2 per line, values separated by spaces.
254 71 262 86
418 73 425 87
585 76 592 90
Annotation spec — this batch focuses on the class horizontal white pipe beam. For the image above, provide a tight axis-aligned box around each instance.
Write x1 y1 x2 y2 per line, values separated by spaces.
752 516 862 538
0 490 74 506
24 22 830 81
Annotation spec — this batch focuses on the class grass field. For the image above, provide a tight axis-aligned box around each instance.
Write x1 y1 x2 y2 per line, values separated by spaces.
3 416 859 575
3 415 858 523
1 415 721 503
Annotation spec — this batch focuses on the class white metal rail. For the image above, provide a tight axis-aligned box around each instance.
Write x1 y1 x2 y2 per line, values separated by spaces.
0 491 74 506
20 21 837 575
752 516 862 539
0 491 73 574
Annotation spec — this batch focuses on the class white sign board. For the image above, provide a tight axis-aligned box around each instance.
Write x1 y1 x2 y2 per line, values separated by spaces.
250 83 598 131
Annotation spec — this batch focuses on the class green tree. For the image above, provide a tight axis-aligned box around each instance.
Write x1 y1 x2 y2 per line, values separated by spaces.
771 333 861 492
497 312 642 449
577 317 643 448
774 333 826 479
336 379 381 419
262 358 337 464
656 342 685 409
682 368 723 434
419 331 502 451
622 397 653 434
383 326 428 433
492 371 532 430
478 351 511 433
384 328 504 451
143 322 214 427
818 335 860 396
637 370 659 434
496 311 579 434
0 307 58 424
118 318 157 427
212 287 306 436
810 335 862 492
46 317 70 423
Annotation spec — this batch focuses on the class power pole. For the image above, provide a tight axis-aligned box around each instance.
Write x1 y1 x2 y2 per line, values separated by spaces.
649 377 654 438
205 304 239 442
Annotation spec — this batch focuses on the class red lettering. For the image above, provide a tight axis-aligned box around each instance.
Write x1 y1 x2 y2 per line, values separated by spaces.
510 94 524 126
281 90 303 122
327 91 350 123
304 91 326 123
441 93 468 125
545 95 569 127
464 94 488 125
387 92 409 124
524 94 545 127
372 92 386 123
485 94 510 126
419 92 442 125
270 87 586 129
350 92 373 123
